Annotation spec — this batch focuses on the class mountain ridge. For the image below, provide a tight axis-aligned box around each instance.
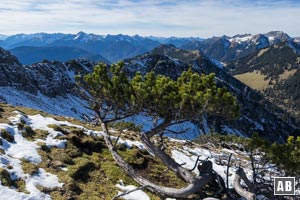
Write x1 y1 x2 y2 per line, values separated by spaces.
10 46 110 65
1 31 298 64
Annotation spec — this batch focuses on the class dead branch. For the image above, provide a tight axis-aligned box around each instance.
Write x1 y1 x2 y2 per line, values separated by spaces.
165 128 189 135
233 168 255 200
226 153 233 189
112 185 149 200
98 117 214 198
140 131 196 182
189 155 200 172
113 130 123 149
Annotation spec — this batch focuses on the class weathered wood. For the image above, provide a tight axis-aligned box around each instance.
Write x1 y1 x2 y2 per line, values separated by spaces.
112 185 149 200
233 168 256 200
99 118 214 198
140 132 196 182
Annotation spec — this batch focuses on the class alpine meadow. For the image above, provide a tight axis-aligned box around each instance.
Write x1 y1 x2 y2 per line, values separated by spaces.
1 0 300 200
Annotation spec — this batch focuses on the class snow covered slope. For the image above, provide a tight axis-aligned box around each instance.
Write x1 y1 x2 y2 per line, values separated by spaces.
181 31 293 62
0 103 280 200
0 47 94 119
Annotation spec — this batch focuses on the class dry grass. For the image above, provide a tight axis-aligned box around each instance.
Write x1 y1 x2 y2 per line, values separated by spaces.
257 48 269 57
234 70 271 91
279 69 297 81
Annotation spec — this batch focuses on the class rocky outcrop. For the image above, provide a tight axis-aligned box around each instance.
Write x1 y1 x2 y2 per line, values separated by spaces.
181 31 292 62
0 47 94 97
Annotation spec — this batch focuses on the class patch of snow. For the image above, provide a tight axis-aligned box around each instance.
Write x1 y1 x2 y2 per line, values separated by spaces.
0 154 24 180
0 114 42 163
126 113 200 140
27 114 146 150
288 41 300 54
268 36 275 42
221 125 247 137
183 146 212 158
0 185 33 200
229 35 253 44
243 116 264 131
210 58 224 69
121 139 145 149
115 183 150 200
0 86 92 120
166 121 200 140
256 195 267 200
0 113 63 199
172 147 244 188
61 167 68 172
172 149 199 170
28 114 79 148
221 148 237 155
25 168 63 196
168 138 186 144
254 122 264 131
85 130 104 137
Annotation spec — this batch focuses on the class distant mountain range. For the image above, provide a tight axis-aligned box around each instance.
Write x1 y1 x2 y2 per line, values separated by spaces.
2 31 298 65
180 31 295 61
10 46 109 65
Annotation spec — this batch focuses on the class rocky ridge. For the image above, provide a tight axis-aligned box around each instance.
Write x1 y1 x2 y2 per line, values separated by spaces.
124 44 300 142
180 31 295 62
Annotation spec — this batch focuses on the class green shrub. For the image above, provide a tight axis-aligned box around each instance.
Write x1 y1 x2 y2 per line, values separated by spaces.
0 168 13 186
21 160 39 175
267 136 300 176
110 121 142 132
21 125 36 139
0 129 14 143
17 123 24 130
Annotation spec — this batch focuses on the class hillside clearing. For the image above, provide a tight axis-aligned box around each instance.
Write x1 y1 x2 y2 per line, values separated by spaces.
234 70 270 91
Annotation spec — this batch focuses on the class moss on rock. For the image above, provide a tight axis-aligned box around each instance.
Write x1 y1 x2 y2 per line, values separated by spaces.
0 168 13 187
21 159 39 175
0 129 14 143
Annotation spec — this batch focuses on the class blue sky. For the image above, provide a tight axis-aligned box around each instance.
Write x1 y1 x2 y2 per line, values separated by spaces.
0 0 299 37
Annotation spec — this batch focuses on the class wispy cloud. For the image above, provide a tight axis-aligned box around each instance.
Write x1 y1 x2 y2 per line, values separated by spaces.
0 0 299 37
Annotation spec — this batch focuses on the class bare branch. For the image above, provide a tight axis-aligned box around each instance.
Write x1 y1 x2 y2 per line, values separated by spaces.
104 112 136 123
226 153 233 189
233 168 255 200
189 156 200 172
113 130 123 149
146 117 172 138
98 118 214 198
140 132 196 182
112 185 149 200
165 128 189 135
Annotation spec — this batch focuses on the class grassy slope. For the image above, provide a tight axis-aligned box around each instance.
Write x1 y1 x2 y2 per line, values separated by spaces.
1 103 273 200
234 70 270 91
0 103 189 200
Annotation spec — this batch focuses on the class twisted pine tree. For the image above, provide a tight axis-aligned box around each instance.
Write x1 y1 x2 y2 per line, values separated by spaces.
82 62 239 198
